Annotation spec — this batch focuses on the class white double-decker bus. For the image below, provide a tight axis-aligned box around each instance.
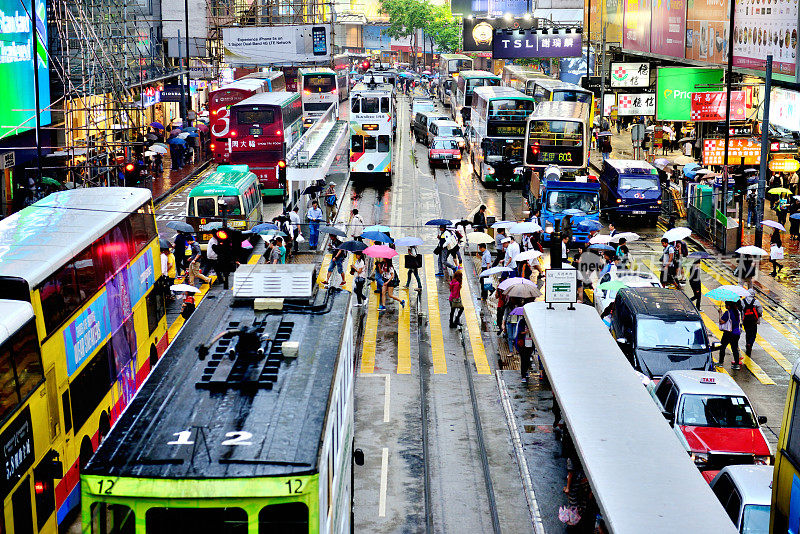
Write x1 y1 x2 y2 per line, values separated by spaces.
450 70 501 126
349 82 395 180
299 67 340 127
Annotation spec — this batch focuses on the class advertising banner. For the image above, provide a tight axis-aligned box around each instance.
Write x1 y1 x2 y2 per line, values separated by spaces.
656 67 723 121
623 0 651 53
604 0 625 43
610 62 651 87
223 25 332 65
703 138 761 165
732 0 797 77
363 25 391 50
651 0 686 58
488 0 529 16
64 292 113 377
462 16 536 52
617 93 656 115
685 0 729 64
603 93 617 115
690 90 745 121
769 87 800 132
0 0 51 139
493 29 583 59
585 0 604 42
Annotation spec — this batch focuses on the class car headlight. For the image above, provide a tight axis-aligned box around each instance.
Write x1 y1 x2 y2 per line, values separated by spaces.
691 452 709 465
755 455 771 465
486 165 495 175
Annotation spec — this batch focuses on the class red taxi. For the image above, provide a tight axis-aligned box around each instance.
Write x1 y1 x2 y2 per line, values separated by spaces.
653 371 771 472
428 137 462 168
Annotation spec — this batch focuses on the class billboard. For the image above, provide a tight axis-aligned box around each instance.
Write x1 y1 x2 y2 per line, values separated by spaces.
703 138 761 165
656 67 722 121
689 90 746 121
685 0 729 64
651 0 686 58
610 62 651 87
363 25 391 50
769 87 800 132
0 0 51 140
493 29 583 59
603 0 625 43
488 0 529 16
732 0 797 77
617 93 656 115
223 25 332 65
623 0 651 52
462 16 536 52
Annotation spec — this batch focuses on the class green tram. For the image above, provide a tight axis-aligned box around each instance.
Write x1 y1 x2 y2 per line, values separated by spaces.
81 264 355 533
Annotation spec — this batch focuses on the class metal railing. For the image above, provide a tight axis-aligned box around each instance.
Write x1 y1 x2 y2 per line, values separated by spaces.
286 104 337 167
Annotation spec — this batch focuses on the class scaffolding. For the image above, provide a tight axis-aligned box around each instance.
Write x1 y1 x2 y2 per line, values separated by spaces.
47 0 178 187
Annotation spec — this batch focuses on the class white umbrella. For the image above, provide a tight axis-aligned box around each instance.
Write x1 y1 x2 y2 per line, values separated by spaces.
515 249 543 262
498 277 536 290
693 168 712 175
491 220 514 229
718 284 750 298
144 150 156 157
170 284 200 293
149 145 168 154
177 132 191 139
673 155 696 165
613 232 641 242
663 227 692 242
589 234 615 244
735 246 768 256
762 220 786 232
479 266 514 277
466 232 494 244
509 221 543 234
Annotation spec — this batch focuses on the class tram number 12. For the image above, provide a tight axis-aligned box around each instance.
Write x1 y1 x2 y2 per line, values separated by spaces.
285 479 304 494
97 479 116 495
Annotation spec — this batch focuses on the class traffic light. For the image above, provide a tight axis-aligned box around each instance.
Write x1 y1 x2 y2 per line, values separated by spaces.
277 160 287 188
123 162 140 185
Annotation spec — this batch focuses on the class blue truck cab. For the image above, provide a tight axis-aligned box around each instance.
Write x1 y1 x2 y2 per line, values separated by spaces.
537 179 601 245
599 159 662 224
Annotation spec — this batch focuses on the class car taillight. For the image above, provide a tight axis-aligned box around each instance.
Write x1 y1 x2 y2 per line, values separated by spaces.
616 198 622 204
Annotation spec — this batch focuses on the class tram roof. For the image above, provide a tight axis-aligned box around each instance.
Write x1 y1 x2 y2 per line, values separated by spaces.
234 91 299 108
0 187 152 288
521 302 738 534
85 285 351 479
530 77 591 92
211 78 269 94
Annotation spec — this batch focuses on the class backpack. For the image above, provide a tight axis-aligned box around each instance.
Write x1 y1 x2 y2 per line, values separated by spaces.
444 231 458 250
326 193 337 206
742 299 759 323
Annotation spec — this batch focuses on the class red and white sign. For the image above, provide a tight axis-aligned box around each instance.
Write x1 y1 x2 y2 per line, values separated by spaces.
703 138 761 166
617 93 655 116
690 91 746 122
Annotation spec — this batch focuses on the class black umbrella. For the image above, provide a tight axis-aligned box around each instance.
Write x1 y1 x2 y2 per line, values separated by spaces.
302 184 324 195
426 218 452 226
165 220 194 233
338 240 368 252
159 238 171 249
320 226 347 237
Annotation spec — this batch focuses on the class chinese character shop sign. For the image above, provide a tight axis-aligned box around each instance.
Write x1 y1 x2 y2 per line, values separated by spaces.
492 29 582 59
703 138 761 166
610 62 650 87
690 91 745 122
617 93 656 116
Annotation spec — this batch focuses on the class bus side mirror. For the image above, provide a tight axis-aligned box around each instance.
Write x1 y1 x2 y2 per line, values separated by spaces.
353 448 364 466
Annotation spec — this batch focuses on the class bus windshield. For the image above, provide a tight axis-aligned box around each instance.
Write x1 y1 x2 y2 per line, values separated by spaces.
489 99 534 119
236 109 275 125
304 75 336 92
447 59 471 73
678 394 759 428
620 175 659 190
553 90 592 104
466 78 500 95
484 138 524 160
529 121 583 146
545 190 599 214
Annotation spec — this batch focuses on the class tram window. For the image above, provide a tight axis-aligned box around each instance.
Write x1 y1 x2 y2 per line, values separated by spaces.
351 135 363 153
258 502 309 533
196 198 216 217
785 382 800 463
62 390 72 433
146 507 248 534
364 136 377 151
130 204 157 253
12 477 33 534
351 98 360 113
361 97 379 113
378 135 390 153
90 503 135 534
381 97 390 113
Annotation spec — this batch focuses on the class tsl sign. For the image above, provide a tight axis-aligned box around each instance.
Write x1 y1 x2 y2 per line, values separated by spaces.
492 29 583 59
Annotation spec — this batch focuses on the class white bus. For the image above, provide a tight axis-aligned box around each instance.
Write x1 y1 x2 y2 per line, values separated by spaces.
349 82 395 180
299 67 340 128
449 70 501 126
437 53 473 106
470 86 535 185
524 100 591 172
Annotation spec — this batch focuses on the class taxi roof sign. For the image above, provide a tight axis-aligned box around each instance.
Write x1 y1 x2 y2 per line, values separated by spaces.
700 376 716 384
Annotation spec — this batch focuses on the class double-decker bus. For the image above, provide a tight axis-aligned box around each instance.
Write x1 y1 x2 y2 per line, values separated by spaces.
450 70 501 126
227 92 304 199
530 78 595 124
501 65 549 96
333 54 351 100
240 70 287 91
470 86 534 185
771 361 800 532
349 82 395 180
524 100 591 172
0 187 166 532
436 54 473 106
209 78 272 163
299 67 340 128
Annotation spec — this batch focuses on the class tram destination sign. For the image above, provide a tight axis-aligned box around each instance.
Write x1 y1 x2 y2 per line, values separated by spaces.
493 29 582 59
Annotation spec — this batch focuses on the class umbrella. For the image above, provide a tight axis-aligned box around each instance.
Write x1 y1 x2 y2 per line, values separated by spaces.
678 136 695 144
663 227 692 242
683 163 701 178
186 132 199 138
197 123 209 132
301 184 324 195
395 236 423 247
167 137 186 145
361 230 393 243
149 145 168 154
170 284 200 293
364 224 391 233
466 232 494 244
791 213 800 220
152 142 169 149
509 221 543 234
577 219 603 232
150 121 164 129
250 222 279 234
40 177 62 188
338 240 369 252
598 280 628 292
688 251 712 259
514 249 542 262
587 244 616 253
169 129 181 137
364 245 398 259
762 220 786 231
510 307 525 316
491 220 514 229
144 150 156 157
257 229 288 237
735 246 768 256
768 187 793 195
498 277 536 291
426 218 452 226
718 285 750 298
480 266 514 277
177 132 191 139
705 287 741 302
145 133 158 141
589 234 615 244
614 232 640 242
165 221 194 233
319 226 347 237
562 209 585 216
653 158 672 170
693 168 712 175
673 155 696 165
596 131 612 137
182 126 198 132
453 219 472 228
159 238 171 249
505 284 542 299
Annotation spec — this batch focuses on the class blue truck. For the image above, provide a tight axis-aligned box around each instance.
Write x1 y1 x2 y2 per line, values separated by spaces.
530 177 601 245
599 159 663 225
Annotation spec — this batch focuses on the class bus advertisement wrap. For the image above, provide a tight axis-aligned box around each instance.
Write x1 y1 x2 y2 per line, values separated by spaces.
0 0 51 139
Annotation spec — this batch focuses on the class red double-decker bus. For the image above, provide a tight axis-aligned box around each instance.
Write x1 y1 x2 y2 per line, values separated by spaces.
227 92 304 199
208 78 270 163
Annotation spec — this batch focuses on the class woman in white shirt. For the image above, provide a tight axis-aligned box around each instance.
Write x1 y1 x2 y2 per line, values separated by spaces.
352 252 367 307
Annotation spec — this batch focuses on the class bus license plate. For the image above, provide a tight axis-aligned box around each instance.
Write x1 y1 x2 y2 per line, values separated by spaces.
632 211 646 215
202 233 212 241
250 127 262 136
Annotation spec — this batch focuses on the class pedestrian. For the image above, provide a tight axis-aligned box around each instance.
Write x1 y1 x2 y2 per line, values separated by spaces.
777 195 789 227
472 204 488 232
791 200 800 240
615 238 629 267
478 243 492 300
289 206 301 252
180 294 196 319
503 236 520 270
741 288 763 357
448 271 464 327
323 182 338 224
608 222 618 237
173 231 190 275
352 252 367 307
735 253 757 288
379 261 405 312
268 237 282 264
447 227 464 269
436 225 458 277
687 258 702 309
492 228 507 267
186 237 211 286
160 245 176 301
517 320 534 384
660 238 681 289
770 230 784 276
325 236 346 287
349 208 365 241
718 300 742 369
746 189 757 227
404 246 423 291
307 200 324 249
561 235 569 263
598 132 612 161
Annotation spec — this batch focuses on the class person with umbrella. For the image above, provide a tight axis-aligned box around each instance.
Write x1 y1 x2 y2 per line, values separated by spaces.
516 318 534 384
770 229 784 276
186 236 211 287
741 288 763 358
436 225 458 277
448 271 464 328
160 241 176 301
173 231 191 275
324 235 346 287
718 300 742 370
323 182 338 224
307 200 324 249
289 206 301 252
660 238 681 289
378 261 405 312
790 198 800 240
352 252 367 307
472 204 488 232
687 257 703 309
404 246 423 291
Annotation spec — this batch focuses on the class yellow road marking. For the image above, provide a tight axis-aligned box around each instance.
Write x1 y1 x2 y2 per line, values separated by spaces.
361 280 379 374
460 270 490 374
424 254 447 374
318 254 331 286
397 262 411 374
247 254 261 265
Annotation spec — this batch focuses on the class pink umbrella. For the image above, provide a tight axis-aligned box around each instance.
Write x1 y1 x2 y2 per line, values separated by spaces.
169 129 181 137
364 245 398 259
497 277 536 291
197 123 209 132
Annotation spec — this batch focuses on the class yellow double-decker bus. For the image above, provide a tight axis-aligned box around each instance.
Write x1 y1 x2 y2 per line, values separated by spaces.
0 187 167 532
